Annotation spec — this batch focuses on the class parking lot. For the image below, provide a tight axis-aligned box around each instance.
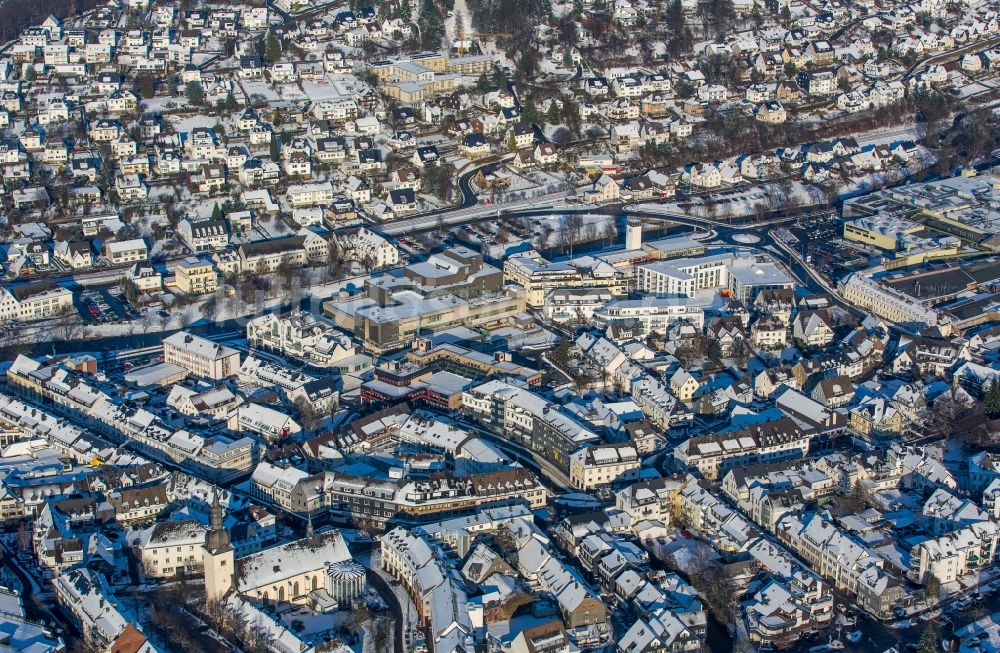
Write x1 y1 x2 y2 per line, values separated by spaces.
787 214 875 284
76 287 140 325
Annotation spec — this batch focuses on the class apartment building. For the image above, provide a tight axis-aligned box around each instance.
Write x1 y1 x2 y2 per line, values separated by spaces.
173 257 218 295
462 380 599 472
53 569 128 649
247 310 360 368
252 461 543 529
105 238 148 265
287 181 335 207
593 297 706 335
332 226 400 269
163 331 241 380
614 477 685 526
177 217 229 252
134 519 207 577
909 521 1000 585
250 462 313 512
674 417 812 480
229 403 303 442
380 526 475 653
569 444 641 491
777 513 904 619
0 282 73 321
238 235 311 273
504 252 629 307
638 253 793 303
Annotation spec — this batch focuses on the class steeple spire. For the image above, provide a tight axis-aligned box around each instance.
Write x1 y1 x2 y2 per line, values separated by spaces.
205 489 231 554
203 488 235 603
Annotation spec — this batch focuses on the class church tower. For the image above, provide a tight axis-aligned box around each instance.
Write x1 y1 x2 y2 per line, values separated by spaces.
203 490 234 603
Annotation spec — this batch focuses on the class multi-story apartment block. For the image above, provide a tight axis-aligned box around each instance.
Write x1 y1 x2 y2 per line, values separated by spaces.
504 252 629 307
674 417 811 480
0 282 73 322
163 331 241 380
462 380 599 472
569 444 641 491
173 257 218 295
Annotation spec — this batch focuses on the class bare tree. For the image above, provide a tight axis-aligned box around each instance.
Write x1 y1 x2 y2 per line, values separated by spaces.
603 219 618 247
372 615 392 653
563 214 585 255
51 310 85 346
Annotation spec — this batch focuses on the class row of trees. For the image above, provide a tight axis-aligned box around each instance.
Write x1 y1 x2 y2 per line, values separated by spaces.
467 0 551 35
422 162 458 202
417 0 445 49
0 0 103 43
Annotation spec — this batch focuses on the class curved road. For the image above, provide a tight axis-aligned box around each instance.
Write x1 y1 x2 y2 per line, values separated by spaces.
365 559 404 653
0 539 79 641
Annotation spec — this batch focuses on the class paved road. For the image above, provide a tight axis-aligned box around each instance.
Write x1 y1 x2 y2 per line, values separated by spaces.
903 34 1000 80
0 539 78 641
363 549 405 653
452 416 574 491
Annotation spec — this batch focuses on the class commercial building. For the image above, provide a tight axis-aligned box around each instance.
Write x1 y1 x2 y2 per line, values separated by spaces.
637 252 794 303
325 248 524 353
462 380 599 472
838 273 940 328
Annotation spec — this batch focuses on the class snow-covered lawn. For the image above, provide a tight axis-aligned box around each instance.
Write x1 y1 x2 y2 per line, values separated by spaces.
168 114 224 133
242 81 282 102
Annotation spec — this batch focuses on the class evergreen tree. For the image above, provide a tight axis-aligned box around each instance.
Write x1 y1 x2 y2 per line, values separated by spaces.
476 72 492 93
546 101 561 126
264 30 281 64
122 280 138 304
924 574 941 604
917 624 938 653
269 134 280 162
665 0 692 56
417 0 444 48
212 202 223 221
987 380 1000 417
185 80 204 105
521 101 539 125
707 340 723 366
552 338 570 366
137 75 154 99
